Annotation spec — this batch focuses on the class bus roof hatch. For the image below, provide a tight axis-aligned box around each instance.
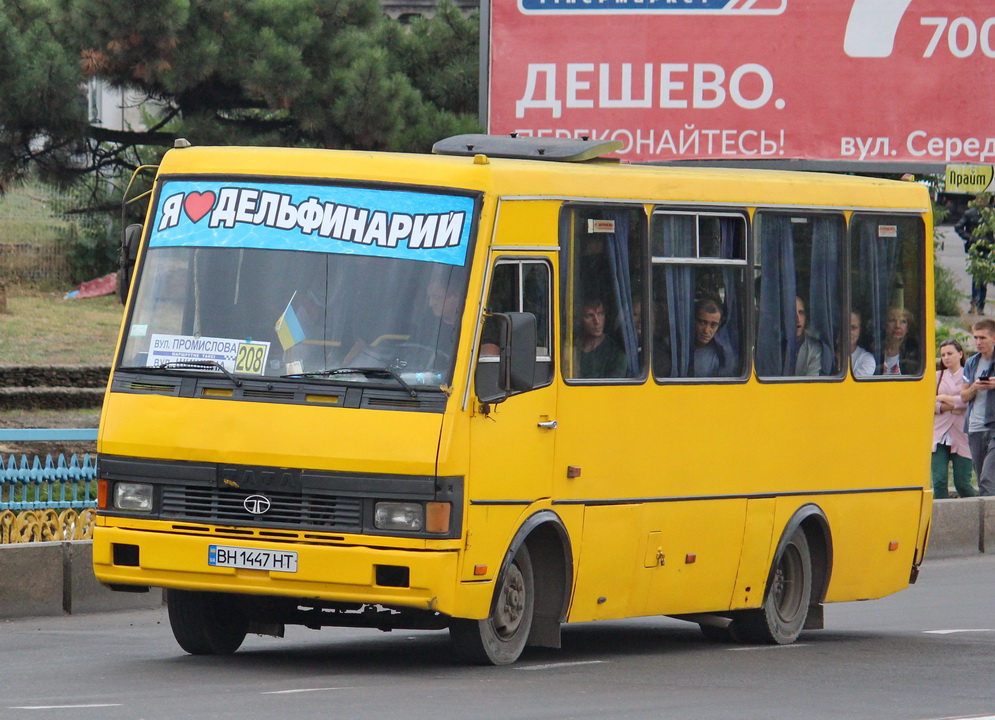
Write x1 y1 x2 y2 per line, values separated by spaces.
432 134 623 163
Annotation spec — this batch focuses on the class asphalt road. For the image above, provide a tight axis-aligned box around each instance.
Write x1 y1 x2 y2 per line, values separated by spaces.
1 554 993 720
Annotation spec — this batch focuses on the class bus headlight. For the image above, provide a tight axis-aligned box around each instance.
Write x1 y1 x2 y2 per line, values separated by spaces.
114 482 153 512
374 502 423 531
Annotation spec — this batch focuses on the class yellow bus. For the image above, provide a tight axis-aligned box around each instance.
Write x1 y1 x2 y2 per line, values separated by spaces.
93 134 933 664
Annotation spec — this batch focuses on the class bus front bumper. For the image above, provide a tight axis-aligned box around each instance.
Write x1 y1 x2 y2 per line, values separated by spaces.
93 526 460 616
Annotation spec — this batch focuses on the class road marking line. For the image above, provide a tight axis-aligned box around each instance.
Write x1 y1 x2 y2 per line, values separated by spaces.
930 715 995 720
516 660 607 671
9 704 123 710
728 643 810 651
924 629 995 635
261 687 356 695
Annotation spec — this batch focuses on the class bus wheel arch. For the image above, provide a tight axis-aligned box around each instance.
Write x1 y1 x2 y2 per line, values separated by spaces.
798 506 833 627
736 504 833 644
450 510 573 664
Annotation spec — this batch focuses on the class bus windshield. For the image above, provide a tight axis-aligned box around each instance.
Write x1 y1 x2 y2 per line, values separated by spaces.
119 178 476 385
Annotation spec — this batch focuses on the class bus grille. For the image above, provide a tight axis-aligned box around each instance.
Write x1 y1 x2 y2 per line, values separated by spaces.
160 486 363 532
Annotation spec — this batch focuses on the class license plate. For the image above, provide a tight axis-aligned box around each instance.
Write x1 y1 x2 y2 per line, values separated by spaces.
208 545 298 573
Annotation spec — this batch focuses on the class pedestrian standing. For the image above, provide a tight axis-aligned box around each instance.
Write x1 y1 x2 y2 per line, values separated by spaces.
961 319 995 495
933 339 975 498
957 195 994 314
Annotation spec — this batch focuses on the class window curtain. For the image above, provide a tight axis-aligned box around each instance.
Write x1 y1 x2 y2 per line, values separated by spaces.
661 215 696 377
755 215 797 376
560 211 576 378
604 210 640 376
714 218 741 375
808 218 841 375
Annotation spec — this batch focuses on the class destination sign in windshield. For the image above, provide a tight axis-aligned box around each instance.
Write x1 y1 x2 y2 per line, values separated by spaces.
150 180 475 267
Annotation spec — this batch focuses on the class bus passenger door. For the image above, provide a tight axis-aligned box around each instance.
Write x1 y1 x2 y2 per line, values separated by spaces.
465 258 557 575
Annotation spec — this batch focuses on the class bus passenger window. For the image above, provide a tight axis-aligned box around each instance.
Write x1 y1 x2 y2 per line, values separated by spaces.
754 212 845 380
651 212 746 381
850 215 925 378
561 205 645 382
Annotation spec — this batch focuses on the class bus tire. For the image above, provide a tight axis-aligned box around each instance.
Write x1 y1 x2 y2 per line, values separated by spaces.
736 527 812 645
166 589 248 655
450 544 535 665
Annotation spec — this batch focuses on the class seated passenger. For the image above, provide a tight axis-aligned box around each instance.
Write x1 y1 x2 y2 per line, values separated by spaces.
849 310 875 377
576 297 627 378
881 306 919 375
794 296 824 376
692 298 733 378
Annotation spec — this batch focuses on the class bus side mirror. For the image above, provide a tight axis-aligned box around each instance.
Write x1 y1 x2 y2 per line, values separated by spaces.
507 312 537 391
118 223 143 305
475 312 537 405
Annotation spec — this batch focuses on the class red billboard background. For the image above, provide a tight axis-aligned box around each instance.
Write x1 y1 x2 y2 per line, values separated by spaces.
486 0 995 164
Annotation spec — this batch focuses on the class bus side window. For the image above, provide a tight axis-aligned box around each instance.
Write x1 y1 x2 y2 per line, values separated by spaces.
651 212 747 381
849 214 925 378
561 205 645 382
754 212 846 380
482 260 554 388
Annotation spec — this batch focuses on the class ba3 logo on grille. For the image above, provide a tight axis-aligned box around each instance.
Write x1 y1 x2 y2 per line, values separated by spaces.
243 495 272 515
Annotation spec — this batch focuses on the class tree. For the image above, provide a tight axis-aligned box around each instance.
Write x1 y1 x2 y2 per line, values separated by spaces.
0 0 481 190
965 193 995 287
0 0 89 191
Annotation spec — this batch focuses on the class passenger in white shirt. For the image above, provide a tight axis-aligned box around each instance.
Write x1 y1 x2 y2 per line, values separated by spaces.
849 311 876 377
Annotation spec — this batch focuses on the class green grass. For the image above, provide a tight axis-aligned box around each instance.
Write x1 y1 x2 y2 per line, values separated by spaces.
0 289 123 365
0 182 71 244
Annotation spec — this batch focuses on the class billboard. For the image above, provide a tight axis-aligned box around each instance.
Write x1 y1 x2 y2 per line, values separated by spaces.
486 0 995 164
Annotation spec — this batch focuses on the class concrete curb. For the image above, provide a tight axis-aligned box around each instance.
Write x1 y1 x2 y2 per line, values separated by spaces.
0 540 161 619
927 496 995 558
0 499 989 619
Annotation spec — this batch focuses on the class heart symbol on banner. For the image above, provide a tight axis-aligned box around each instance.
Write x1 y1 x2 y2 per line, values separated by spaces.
183 191 216 223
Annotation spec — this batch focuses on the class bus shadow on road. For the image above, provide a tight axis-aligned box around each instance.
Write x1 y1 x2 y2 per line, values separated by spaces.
150 615 819 672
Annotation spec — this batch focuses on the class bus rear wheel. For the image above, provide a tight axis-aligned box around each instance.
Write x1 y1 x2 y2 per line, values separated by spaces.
167 589 248 655
736 527 812 645
450 544 535 665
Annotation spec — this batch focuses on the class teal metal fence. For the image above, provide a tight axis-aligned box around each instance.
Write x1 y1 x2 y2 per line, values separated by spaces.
0 429 97 511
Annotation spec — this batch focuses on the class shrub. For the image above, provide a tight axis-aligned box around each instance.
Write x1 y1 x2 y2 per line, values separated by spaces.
61 222 118 284
935 321 971 360
935 262 963 317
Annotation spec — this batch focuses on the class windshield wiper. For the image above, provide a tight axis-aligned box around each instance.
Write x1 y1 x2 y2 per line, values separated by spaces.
282 366 417 398
118 360 243 387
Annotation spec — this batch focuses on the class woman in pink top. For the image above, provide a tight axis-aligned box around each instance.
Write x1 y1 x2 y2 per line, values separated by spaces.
932 339 976 498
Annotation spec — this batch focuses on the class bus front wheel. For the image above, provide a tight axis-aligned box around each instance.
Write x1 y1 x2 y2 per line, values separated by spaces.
736 527 812 645
450 544 535 665
167 589 248 655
